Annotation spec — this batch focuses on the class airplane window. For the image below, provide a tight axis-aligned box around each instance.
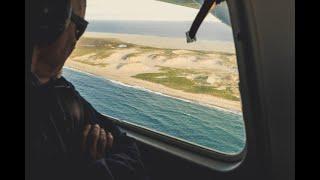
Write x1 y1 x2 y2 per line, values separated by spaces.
63 0 246 155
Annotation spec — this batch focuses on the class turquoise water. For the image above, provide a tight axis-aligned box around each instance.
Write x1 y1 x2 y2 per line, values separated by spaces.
62 68 245 154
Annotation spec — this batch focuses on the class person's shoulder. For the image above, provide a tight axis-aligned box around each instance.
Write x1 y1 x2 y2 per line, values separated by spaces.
53 76 85 101
54 76 76 89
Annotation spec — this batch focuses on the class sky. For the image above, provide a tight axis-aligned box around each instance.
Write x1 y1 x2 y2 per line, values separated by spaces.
85 0 220 22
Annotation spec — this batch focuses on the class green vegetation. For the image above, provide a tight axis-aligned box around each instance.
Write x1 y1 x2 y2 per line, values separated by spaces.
76 60 108 67
70 37 231 60
133 66 240 101
122 48 156 59
156 0 200 9
70 37 135 59
71 47 114 59
194 75 209 85
69 37 240 101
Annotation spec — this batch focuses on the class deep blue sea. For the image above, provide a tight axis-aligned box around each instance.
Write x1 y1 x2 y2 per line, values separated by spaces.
62 68 245 154
86 20 234 42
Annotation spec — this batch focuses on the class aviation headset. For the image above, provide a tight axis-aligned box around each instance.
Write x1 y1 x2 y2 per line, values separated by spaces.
31 0 73 45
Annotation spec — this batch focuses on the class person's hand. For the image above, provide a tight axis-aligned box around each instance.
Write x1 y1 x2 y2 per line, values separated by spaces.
81 124 114 161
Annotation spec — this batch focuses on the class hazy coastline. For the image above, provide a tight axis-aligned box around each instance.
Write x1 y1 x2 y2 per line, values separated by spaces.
65 32 241 112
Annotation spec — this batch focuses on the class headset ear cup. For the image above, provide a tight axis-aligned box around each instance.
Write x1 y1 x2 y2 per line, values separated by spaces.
32 0 72 46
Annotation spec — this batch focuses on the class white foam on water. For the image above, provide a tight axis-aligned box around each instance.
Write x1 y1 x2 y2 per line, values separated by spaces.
63 67 241 115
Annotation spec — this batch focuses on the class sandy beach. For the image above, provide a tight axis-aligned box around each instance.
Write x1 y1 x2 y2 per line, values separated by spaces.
65 32 242 113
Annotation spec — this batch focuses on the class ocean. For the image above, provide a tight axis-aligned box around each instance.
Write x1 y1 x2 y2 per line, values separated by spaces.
62 67 245 154
86 20 234 42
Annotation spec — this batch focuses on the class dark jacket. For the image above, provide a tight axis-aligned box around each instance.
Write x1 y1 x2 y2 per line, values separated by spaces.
29 72 148 180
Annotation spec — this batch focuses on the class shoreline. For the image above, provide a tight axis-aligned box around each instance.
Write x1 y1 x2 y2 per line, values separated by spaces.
64 62 242 114
64 66 241 115
65 32 242 113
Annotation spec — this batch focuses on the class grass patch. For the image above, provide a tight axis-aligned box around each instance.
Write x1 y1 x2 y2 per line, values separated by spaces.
194 75 209 85
132 66 240 101
156 0 200 9
71 37 233 60
76 60 108 67
69 37 239 101
124 52 143 59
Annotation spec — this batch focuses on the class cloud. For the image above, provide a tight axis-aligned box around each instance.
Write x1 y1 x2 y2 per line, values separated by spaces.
86 0 220 22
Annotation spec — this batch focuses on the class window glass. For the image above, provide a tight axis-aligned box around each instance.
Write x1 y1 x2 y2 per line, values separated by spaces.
64 0 245 154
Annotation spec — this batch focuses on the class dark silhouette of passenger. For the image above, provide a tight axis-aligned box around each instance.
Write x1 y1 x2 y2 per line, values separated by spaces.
29 0 148 179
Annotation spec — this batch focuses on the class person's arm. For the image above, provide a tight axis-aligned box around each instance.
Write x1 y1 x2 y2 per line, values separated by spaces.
78 92 148 180
55 77 148 179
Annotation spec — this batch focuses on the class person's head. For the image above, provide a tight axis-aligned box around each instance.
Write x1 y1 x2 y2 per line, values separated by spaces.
31 0 87 83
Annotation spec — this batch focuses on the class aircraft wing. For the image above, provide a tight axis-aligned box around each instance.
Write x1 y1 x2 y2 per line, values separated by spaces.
156 0 231 26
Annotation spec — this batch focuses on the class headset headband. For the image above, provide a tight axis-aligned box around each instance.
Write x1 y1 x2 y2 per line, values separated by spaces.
32 0 72 45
